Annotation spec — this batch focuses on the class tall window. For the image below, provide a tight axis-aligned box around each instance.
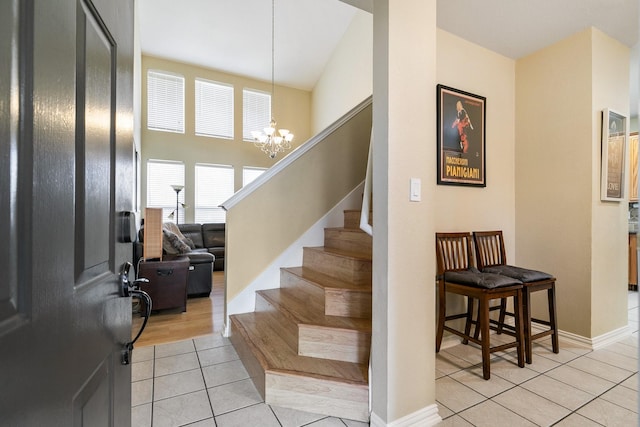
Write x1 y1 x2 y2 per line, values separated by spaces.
243 166 267 187
195 78 234 139
147 70 185 133
195 164 234 223
243 89 271 141
146 160 185 223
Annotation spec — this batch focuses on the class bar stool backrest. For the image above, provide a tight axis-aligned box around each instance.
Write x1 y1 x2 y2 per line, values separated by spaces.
473 230 507 269
435 232 474 275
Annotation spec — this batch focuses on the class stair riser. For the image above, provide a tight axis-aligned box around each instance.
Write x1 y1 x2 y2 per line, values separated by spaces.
229 318 266 399
343 210 372 230
325 289 372 319
265 372 369 422
303 249 371 284
298 325 370 364
279 269 326 297
324 229 372 254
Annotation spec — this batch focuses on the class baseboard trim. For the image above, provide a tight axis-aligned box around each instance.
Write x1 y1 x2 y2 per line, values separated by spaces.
530 323 632 351
370 404 441 427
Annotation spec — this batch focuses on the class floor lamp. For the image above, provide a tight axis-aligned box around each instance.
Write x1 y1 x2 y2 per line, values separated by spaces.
171 185 184 224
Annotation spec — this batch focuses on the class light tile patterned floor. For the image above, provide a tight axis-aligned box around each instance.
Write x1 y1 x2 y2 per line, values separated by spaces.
437 291 639 427
130 333 369 427
132 292 639 426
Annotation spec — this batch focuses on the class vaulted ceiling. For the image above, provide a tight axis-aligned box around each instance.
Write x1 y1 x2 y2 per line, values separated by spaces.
138 0 639 114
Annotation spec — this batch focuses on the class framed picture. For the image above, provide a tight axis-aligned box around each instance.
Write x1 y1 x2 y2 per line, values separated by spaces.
601 108 627 201
437 85 486 187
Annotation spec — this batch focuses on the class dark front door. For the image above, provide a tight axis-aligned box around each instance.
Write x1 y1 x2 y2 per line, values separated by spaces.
0 0 135 425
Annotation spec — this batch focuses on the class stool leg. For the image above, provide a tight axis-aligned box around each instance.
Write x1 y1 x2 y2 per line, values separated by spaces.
479 297 491 380
514 289 525 368
436 281 446 352
548 284 559 354
497 298 507 334
463 297 475 345
523 287 533 364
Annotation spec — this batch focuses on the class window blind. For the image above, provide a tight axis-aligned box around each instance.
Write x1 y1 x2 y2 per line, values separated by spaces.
195 78 234 139
242 166 267 187
147 70 185 133
146 160 185 223
243 89 271 141
195 163 234 223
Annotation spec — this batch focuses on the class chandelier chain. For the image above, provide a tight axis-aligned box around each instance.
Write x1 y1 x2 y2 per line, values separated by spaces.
250 0 294 159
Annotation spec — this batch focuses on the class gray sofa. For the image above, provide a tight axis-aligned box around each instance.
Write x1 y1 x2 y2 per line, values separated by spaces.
134 222 225 297
176 223 225 271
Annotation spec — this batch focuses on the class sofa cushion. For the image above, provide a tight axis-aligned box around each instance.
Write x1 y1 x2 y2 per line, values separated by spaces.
202 223 225 248
163 222 196 249
178 224 204 248
444 267 522 289
162 229 191 254
483 265 553 283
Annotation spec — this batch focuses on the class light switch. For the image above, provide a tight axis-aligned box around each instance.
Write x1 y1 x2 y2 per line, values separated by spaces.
410 178 421 202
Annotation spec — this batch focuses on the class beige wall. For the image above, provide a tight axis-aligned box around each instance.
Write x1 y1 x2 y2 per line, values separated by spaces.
311 10 373 133
435 30 517 251
516 28 630 338
140 55 312 223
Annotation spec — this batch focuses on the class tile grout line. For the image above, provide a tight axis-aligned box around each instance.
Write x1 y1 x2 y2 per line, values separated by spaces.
192 338 217 423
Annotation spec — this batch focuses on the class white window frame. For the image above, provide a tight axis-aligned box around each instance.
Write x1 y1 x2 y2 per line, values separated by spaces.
194 163 235 224
243 88 271 141
195 78 234 139
147 70 185 134
146 160 185 223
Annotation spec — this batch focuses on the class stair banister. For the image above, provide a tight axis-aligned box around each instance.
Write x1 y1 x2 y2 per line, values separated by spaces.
360 129 373 236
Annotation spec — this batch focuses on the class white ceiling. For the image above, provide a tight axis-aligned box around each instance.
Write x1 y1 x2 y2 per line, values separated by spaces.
138 0 639 114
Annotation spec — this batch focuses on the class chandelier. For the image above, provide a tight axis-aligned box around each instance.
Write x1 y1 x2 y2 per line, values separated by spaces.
251 0 293 159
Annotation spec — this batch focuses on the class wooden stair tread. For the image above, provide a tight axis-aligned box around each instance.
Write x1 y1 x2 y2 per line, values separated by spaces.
230 312 368 384
283 267 372 292
257 288 371 332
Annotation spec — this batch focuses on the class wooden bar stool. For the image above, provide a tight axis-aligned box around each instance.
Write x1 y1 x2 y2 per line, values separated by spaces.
435 232 525 380
473 230 559 364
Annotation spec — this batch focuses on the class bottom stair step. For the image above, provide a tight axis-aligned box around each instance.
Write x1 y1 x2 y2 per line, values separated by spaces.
229 312 369 422
266 370 369 422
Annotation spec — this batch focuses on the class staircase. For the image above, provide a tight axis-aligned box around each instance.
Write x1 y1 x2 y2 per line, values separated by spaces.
229 209 372 422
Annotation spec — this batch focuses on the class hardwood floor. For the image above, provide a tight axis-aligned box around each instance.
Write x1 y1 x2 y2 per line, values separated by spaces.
131 270 225 347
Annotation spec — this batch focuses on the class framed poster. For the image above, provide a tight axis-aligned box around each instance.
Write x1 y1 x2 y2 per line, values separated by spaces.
601 108 627 201
437 85 486 187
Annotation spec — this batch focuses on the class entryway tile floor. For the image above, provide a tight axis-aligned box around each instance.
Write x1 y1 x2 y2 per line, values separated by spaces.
132 292 638 426
130 332 368 427
437 291 639 426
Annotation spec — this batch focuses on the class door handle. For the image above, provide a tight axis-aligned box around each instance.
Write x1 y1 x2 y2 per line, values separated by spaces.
119 261 150 297
119 262 152 365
